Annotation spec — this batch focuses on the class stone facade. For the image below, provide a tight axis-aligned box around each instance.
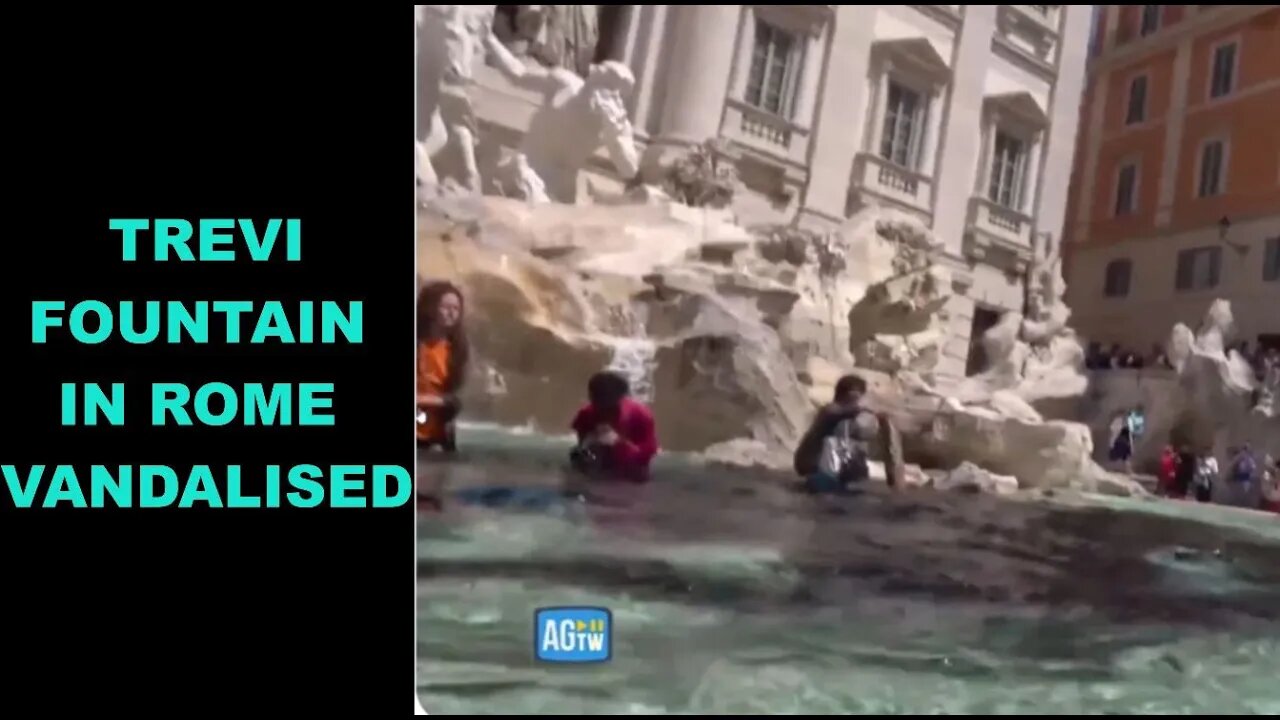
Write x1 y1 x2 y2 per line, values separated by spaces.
417 4 1093 385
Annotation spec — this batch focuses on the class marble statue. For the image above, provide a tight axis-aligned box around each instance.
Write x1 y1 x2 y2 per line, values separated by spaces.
1258 354 1279 418
1020 231 1072 345
943 230 1087 410
484 28 640 204
1162 300 1277 467
495 6 601 77
417 5 495 197
541 5 601 77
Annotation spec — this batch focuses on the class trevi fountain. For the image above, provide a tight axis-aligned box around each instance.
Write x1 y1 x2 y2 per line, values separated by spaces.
415 5 1279 714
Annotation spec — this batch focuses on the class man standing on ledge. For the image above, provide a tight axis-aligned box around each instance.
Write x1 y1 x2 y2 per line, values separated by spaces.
569 371 658 483
793 375 877 493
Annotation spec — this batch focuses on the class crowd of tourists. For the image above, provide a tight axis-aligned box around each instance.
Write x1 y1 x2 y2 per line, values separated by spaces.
1086 340 1279 381
1154 443 1280 514
1085 343 1171 370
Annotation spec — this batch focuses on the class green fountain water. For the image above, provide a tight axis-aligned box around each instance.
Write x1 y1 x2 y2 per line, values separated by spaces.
417 424 1280 714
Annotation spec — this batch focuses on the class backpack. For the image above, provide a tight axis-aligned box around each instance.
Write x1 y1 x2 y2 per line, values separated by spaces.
818 418 868 481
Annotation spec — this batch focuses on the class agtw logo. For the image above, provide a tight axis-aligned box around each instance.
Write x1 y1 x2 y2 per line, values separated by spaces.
534 607 612 663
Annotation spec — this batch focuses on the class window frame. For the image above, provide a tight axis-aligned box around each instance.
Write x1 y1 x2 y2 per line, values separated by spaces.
1265 236 1280 283
1140 5 1162 37
878 77 931 171
1125 72 1149 126
1103 258 1133 298
987 127 1030 210
744 18 805 119
1208 38 1240 100
1114 159 1140 216
1174 245 1223 292
1195 136 1229 199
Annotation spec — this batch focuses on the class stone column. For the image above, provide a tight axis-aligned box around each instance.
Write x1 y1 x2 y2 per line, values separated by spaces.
630 5 670 135
730 11 757 101
800 6 877 223
974 117 993 197
793 31 826 128
657 4 742 144
1022 132 1043 214
921 84 946 177
618 5 642 67
931 5 998 254
868 64 893 157
1034 4 1092 240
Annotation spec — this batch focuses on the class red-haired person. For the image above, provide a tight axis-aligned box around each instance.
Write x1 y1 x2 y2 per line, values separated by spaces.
417 281 470 452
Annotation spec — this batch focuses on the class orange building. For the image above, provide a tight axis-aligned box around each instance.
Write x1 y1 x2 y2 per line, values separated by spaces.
1063 5 1280 356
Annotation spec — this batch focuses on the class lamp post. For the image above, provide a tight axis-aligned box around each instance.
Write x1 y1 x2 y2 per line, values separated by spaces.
1219 215 1249 255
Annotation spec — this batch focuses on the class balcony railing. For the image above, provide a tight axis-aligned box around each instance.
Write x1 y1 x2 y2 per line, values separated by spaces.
721 99 811 169
851 153 935 217
966 196 1034 253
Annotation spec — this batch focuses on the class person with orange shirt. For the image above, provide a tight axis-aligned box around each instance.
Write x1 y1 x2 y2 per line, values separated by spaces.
417 281 470 452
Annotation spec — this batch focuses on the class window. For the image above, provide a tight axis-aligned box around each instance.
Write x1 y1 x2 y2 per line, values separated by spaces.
1126 75 1148 125
879 80 927 169
1265 236 1280 283
988 130 1028 209
1140 6 1161 36
1210 41 1237 99
1114 162 1138 215
1197 139 1225 197
745 20 802 118
1104 259 1133 297
1175 246 1222 291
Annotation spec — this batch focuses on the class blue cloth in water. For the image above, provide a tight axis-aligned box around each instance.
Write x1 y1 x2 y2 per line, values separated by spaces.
804 472 846 494
453 486 565 510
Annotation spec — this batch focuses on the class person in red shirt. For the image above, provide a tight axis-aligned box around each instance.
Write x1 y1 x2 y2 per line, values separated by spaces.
569 371 659 482
1157 445 1178 497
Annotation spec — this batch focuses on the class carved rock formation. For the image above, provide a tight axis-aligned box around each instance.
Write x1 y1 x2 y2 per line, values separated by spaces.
934 461 1020 496
847 369 1143 497
419 195 809 454
418 194 1142 496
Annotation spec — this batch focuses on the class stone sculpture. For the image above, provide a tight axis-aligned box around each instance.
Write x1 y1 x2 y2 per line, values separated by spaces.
508 5 601 77
948 230 1086 410
662 139 739 209
416 194 1144 495
845 217 951 380
1165 300 1277 462
484 29 640 204
1257 354 1279 418
416 4 495 198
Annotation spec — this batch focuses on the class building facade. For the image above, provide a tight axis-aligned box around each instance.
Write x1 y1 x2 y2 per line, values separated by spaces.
438 5 1093 383
1062 5 1280 355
